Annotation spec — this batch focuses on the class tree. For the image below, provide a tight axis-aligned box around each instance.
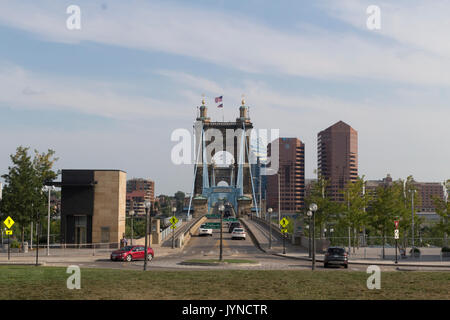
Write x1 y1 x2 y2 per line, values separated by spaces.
174 191 185 213
433 179 450 246
341 177 371 253
0 147 58 246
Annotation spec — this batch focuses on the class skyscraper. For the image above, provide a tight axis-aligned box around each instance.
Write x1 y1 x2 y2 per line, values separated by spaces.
318 121 358 201
266 138 305 213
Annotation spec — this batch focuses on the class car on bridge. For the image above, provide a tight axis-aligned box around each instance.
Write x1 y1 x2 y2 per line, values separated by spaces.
110 245 154 262
231 228 246 240
228 222 242 233
198 224 213 236
323 247 348 268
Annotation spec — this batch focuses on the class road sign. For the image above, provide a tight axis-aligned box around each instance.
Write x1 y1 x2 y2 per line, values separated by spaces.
3 216 14 229
280 217 289 228
203 222 221 229
5 230 12 235
394 220 399 229
280 228 288 234
224 218 237 222
170 225 177 229
170 216 179 225
206 214 221 219
394 229 399 239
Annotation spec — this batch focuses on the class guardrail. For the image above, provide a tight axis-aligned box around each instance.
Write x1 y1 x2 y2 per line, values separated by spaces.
161 219 183 241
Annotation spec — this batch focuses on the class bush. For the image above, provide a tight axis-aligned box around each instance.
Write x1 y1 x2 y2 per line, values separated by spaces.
441 247 450 253
10 240 20 249
409 247 421 254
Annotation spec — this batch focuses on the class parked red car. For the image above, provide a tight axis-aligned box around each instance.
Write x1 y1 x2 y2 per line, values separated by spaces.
110 245 154 262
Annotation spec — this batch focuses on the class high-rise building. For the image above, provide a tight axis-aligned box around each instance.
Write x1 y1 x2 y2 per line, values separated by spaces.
318 121 358 201
266 138 305 213
126 178 155 215
413 181 445 213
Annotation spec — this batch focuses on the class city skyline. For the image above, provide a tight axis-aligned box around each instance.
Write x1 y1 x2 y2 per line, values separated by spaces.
0 0 449 195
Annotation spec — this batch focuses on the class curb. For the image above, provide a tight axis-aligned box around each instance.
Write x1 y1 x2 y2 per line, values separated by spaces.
0 262 46 266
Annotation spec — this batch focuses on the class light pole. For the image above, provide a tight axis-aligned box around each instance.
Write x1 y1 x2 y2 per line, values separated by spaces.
278 173 281 225
219 204 225 261
144 201 151 271
330 228 334 246
309 203 318 271
409 189 416 257
129 210 135 246
268 208 273 249
44 185 55 256
307 211 312 258
172 207 177 249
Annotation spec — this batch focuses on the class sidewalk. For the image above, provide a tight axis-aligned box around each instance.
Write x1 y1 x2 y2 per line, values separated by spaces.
241 217 450 268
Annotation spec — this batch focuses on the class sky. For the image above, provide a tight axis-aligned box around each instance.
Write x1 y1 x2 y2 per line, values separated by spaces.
0 0 449 195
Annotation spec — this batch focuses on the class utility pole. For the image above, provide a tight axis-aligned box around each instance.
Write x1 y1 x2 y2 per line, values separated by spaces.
278 173 281 225
268 208 273 249
410 189 416 256
144 201 151 271
219 204 225 261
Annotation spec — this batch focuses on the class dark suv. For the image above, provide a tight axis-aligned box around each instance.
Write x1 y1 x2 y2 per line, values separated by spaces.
228 222 242 233
324 247 348 268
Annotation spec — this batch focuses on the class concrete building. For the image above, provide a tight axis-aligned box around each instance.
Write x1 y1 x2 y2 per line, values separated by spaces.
318 121 358 201
126 178 155 215
59 169 126 245
266 137 305 213
413 181 445 213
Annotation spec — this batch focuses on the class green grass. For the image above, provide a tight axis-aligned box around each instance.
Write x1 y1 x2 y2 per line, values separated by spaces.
183 259 259 264
1 266 449 300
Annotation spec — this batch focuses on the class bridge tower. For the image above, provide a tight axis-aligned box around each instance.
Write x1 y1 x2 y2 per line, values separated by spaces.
191 98 254 218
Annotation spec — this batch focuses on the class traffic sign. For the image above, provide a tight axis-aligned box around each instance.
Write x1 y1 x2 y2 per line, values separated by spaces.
224 218 237 222
394 229 399 239
170 225 177 229
280 228 288 234
170 216 179 225
3 216 14 229
206 214 221 219
394 220 399 229
280 217 289 228
5 230 12 235
203 222 221 229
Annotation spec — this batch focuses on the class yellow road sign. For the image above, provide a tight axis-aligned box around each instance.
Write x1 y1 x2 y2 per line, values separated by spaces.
281 228 288 233
280 217 289 228
170 216 179 225
5 230 12 235
170 225 177 229
3 216 14 229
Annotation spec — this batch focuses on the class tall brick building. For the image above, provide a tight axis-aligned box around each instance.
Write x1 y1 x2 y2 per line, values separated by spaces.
318 121 358 201
126 178 155 215
266 138 305 213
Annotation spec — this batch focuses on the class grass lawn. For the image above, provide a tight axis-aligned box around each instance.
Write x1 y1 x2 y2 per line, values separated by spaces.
1 266 449 300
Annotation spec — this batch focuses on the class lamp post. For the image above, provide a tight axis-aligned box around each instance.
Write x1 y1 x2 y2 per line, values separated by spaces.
144 201 151 271
277 173 281 225
309 203 318 270
268 208 273 249
409 189 416 257
43 186 55 256
129 210 135 246
172 207 177 249
219 204 225 261
307 211 312 258
330 228 334 246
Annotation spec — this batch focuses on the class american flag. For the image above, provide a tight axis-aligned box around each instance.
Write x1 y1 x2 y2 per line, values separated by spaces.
217 104 223 108
215 96 223 103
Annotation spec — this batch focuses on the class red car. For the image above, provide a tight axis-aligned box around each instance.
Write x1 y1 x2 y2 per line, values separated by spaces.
110 245 154 262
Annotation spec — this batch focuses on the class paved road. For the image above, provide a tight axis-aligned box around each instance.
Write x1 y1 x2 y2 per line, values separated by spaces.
2 219 448 272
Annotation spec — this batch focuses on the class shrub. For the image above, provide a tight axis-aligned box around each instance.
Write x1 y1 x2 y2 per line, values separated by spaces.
10 240 20 249
409 247 421 254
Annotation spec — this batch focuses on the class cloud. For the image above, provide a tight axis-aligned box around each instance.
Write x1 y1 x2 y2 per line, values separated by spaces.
0 63 186 120
0 0 449 86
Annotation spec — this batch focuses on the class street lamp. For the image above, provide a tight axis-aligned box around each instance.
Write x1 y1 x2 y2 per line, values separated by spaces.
144 201 151 271
172 207 177 249
268 208 273 249
129 210 135 246
330 228 334 245
309 203 318 271
219 204 225 261
307 210 312 258
43 185 55 256
409 189 417 257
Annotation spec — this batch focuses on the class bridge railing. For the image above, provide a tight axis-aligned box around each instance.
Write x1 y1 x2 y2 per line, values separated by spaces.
161 219 183 241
